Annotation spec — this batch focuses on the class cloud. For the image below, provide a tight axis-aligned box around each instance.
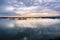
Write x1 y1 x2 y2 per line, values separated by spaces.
0 0 60 15
0 0 16 15
5 6 15 12
13 0 60 14
44 1 60 11
14 6 39 14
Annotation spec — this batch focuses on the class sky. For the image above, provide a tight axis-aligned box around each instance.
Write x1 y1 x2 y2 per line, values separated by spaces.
0 0 60 16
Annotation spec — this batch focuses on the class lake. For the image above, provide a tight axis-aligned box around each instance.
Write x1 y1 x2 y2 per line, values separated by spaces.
0 19 60 40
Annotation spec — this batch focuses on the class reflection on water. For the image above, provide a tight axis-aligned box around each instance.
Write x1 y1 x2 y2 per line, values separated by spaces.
0 19 60 40
0 19 60 28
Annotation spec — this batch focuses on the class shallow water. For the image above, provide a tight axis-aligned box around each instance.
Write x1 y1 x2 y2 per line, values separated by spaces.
0 19 60 40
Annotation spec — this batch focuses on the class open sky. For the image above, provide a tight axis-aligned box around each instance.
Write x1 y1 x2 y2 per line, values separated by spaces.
0 0 60 16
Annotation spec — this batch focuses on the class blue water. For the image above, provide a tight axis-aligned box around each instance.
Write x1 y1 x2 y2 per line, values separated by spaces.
0 19 60 40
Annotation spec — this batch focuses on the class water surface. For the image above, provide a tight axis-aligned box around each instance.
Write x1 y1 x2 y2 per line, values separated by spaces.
0 19 60 40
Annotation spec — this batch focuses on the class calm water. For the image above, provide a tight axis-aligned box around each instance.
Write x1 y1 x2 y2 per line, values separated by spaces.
0 19 60 40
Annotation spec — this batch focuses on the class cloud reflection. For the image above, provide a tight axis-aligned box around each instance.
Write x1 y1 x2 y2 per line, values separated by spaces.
0 19 59 28
0 19 60 40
